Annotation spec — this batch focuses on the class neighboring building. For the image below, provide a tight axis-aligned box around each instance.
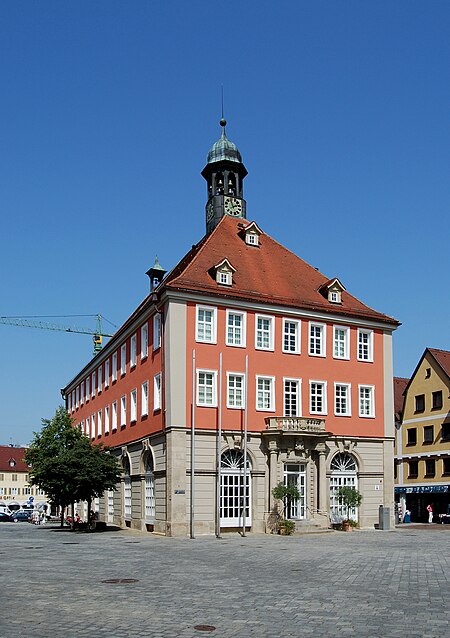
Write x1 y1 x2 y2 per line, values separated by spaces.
394 348 450 522
62 119 400 535
0 445 47 511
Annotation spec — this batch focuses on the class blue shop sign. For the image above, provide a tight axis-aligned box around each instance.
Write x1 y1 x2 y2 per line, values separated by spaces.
395 485 449 494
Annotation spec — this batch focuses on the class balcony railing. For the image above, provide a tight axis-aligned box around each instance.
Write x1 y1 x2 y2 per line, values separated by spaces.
264 416 326 434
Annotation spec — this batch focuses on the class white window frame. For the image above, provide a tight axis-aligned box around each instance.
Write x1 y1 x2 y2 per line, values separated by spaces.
141 381 149 416
309 380 327 415
97 409 102 437
91 372 96 398
226 372 246 409
154 373 161 411
255 314 275 351
91 413 96 440
309 322 326 357
80 381 84 405
104 404 110 434
141 323 148 359
75 386 79 409
196 369 217 407
111 401 117 432
104 359 110 388
283 378 302 417
97 365 102 393
195 305 217 344
130 388 137 423
226 309 246 347
333 325 350 360
357 329 374 362
112 351 117 382
120 343 127 375
256 375 275 412
86 377 90 402
130 333 137 368
359 385 375 417
217 270 232 286
282 318 301 354
153 314 161 350
120 395 127 427
334 382 351 416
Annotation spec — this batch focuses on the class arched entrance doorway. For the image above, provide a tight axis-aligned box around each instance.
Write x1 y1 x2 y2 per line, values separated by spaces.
220 449 251 527
329 453 359 522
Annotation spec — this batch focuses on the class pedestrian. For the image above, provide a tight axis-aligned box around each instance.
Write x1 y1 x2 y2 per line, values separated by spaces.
403 509 411 523
427 503 433 523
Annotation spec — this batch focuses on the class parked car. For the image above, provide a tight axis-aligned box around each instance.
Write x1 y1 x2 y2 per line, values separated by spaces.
12 510 32 522
0 512 13 522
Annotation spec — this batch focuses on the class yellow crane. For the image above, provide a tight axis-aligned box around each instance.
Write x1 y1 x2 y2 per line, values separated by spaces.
0 313 115 355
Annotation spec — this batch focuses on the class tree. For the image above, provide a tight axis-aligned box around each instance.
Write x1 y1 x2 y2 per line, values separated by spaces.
337 486 363 523
25 406 121 529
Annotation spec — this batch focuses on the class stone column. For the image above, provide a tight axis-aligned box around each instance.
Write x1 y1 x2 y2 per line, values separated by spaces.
268 439 278 510
316 445 327 514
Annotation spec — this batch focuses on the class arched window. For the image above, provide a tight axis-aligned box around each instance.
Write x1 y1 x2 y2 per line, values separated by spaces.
123 456 132 520
220 450 251 527
329 453 359 522
144 453 155 522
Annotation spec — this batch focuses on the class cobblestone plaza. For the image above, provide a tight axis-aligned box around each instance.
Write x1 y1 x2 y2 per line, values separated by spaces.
1 524 448 638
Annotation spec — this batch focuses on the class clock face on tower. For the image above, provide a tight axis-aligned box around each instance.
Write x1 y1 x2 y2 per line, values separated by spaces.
224 196 243 216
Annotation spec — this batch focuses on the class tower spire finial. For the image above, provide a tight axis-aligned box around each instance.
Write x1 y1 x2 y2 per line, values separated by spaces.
220 85 226 136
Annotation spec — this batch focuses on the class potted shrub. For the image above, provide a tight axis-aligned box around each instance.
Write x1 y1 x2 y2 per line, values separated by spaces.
337 486 362 531
272 481 300 535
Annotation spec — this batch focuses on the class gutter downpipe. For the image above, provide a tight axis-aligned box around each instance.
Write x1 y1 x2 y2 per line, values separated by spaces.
216 352 223 538
190 349 196 539
242 355 248 537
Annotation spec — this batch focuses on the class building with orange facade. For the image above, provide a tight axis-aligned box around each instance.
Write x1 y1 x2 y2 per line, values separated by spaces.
394 349 450 522
62 120 400 535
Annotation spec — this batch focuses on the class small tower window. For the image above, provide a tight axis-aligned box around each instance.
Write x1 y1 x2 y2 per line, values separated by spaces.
243 221 262 247
329 291 341 304
214 258 236 287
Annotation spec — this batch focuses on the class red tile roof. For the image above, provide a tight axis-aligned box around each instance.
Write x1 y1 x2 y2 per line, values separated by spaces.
0 445 29 472
428 348 450 379
164 216 400 325
393 377 409 420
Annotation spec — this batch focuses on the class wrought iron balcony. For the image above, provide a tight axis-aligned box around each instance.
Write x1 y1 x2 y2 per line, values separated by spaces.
264 416 326 434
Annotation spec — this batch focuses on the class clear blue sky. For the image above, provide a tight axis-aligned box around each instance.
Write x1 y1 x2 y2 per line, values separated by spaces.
1 1 449 445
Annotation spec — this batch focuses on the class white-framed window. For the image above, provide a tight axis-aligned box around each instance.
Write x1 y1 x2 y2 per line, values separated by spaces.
197 369 217 407
104 405 110 434
107 489 114 523
227 372 245 408
97 409 102 437
153 314 161 350
196 305 216 343
284 378 301 417
255 314 274 351
310 380 327 414
86 377 90 401
309 322 326 357
112 351 117 382
218 270 232 286
359 385 375 417
121 343 127 375
130 333 137 368
283 319 300 354
104 359 110 388
334 383 351 416
330 453 359 523
141 323 148 359
256 375 275 411
75 386 79 409
80 420 85 436
120 395 127 427
80 381 84 405
141 381 149 416
333 326 350 360
91 372 96 398
154 373 161 411
226 310 246 347
85 416 90 438
98 365 102 393
220 449 252 527
358 329 373 362
111 401 117 432
144 454 155 522
130 388 137 422
329 290 341 304
91 413 96 439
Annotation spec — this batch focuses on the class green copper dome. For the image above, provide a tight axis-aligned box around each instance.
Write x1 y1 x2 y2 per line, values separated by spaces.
206 118 242 164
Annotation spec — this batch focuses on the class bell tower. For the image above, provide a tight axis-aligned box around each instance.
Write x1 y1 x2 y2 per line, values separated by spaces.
201 118 248 234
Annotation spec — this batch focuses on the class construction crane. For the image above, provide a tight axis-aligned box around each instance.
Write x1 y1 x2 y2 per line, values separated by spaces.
0 313 115 355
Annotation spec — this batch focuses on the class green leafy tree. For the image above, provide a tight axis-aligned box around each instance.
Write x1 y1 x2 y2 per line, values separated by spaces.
337 486 363 523
25 406 120 529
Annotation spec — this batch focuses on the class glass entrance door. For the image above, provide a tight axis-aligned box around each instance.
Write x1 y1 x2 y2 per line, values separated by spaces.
284 464 306 519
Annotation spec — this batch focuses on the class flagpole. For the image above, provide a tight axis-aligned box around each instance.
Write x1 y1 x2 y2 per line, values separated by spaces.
216 352 223 538
190 349 196 539
242 354 248 537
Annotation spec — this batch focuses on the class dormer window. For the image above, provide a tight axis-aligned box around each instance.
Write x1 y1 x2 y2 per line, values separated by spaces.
243 221 262 247
214 258 236 287
319 277 346 304
9 459 16 467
